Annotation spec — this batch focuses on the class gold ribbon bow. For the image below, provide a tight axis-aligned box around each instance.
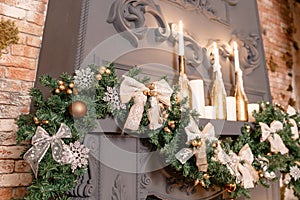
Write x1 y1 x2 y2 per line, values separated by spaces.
259 121 289 154
24 123 73 178
287 105 299 140
120 76 173 131
215 143 259 188
175 118 217 172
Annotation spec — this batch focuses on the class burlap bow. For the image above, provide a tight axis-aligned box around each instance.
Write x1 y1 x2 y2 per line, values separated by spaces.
259 121 289 154
24 123 73 178
215 143 259 188
120 76 173 131
287 105 299 140
175 119 217 172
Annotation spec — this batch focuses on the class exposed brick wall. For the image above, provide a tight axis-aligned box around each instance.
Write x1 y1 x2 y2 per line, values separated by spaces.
0 0 48 199
257 0 294 107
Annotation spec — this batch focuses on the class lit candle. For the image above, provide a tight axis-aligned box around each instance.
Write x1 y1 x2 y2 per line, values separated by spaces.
178 20 184 56
233 41 241 73
190 80 205 117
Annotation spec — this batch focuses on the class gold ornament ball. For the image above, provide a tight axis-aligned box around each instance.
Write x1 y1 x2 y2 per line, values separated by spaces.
69 82 75 89
164 127 171 133
267 152 272 156
200 180 205 187
96 74 102 80
212 142 218 148
33 116 39 124
66 89 73 95
168 121 175 126
69 101 87 118
42 120 49 125
225 183 236 193
192 140 198 147
203 174 210 180
258 170 264 178
148 83 155 90
105 68 111 75
59 84 66 91
197 140 202 147
55 88 61 94
98 66 106 74
58 80 64 85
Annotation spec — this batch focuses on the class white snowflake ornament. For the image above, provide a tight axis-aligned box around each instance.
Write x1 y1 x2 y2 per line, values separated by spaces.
103 86 126 111
290 166 300 181
69 141 89 172
74 67 95 90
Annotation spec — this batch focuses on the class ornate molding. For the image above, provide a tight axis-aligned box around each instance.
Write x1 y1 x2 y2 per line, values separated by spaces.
236 33 261 75
112 174 129 200
107 0 170 47
166 177 196 196
165 0 240 25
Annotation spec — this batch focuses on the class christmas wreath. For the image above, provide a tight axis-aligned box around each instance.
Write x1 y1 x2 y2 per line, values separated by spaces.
17 63 300 199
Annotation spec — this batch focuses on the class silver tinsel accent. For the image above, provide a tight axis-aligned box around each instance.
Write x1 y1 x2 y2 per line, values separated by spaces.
290 166 300 181
103 86 126 110
74 67 95 90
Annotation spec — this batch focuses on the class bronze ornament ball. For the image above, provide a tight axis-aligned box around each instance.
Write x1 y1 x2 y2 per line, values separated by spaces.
69 101 87 118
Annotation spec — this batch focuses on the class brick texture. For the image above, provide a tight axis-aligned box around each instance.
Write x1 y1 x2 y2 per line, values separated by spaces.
0 0 48 198
257 0 294 107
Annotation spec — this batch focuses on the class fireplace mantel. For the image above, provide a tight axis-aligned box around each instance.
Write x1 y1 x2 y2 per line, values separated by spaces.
36 0 276 199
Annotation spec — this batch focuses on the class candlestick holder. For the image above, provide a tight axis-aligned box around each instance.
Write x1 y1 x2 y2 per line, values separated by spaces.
177 55 191 104
178 55 186 74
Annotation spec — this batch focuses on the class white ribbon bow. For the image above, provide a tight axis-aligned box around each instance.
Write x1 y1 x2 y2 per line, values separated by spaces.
23 123 73 178
175 119 217 172
215 143 259 188
259 121 289 154
287 105 299 140
120 76 173 131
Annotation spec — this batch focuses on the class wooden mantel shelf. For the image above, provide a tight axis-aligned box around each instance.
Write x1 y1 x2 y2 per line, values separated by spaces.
93 118 247 136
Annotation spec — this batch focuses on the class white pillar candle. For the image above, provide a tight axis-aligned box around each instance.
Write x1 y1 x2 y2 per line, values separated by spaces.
233 41 241 73
190 80 205 117
226 96 236 121
204 106 216 119
178 20 184 56
248 103 259 122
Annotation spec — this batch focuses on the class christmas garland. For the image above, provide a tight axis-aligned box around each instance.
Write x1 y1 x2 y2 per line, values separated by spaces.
17 63 300 199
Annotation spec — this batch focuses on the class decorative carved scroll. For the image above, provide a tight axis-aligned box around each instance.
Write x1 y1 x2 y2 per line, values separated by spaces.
236 33 261 75
107 0 170 47
165 0 240 25
166 177 196 196
112 174 129 200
